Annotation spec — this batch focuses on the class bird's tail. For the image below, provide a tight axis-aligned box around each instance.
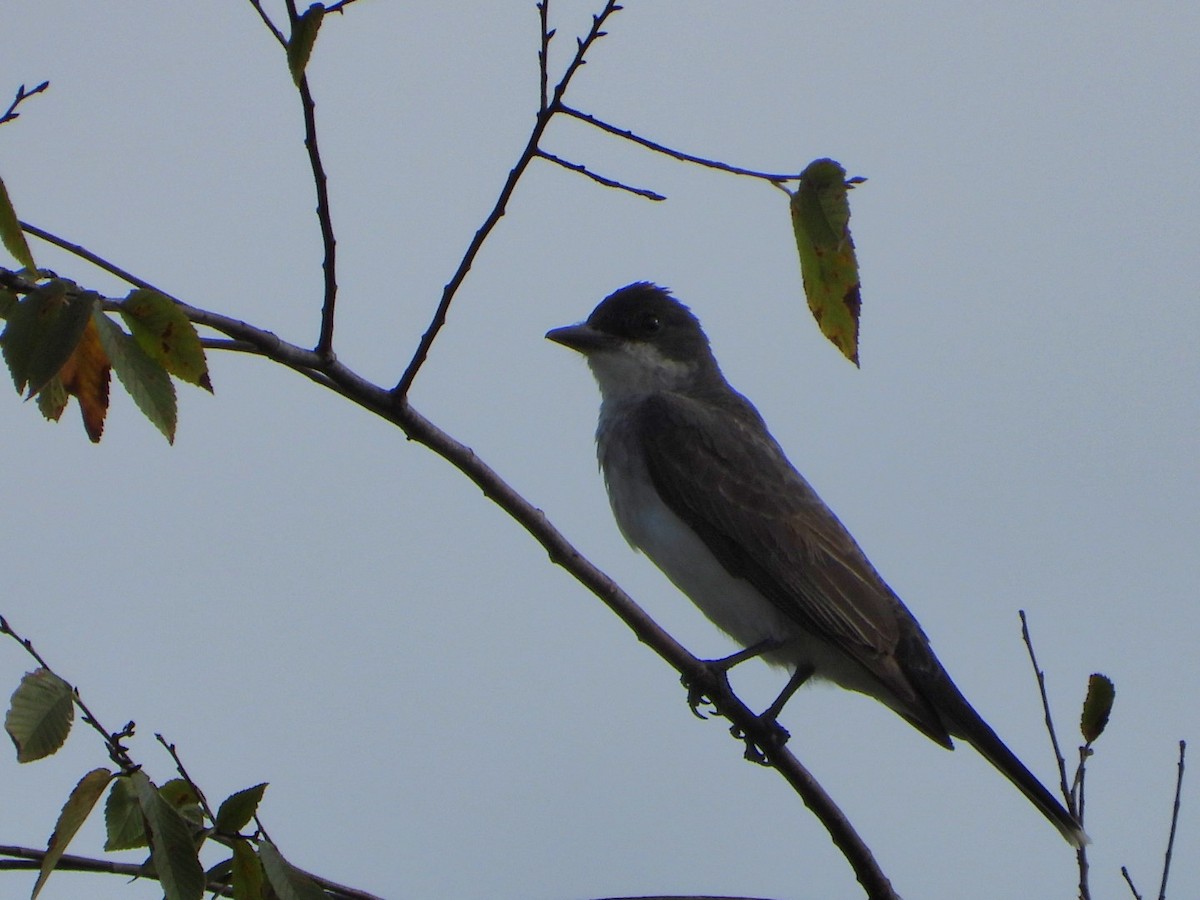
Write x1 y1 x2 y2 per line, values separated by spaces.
943 684 1089 848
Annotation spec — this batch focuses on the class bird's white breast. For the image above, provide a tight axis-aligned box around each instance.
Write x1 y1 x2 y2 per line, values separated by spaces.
596 397 798 659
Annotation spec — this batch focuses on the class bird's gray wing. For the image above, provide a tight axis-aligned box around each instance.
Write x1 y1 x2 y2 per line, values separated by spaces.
633 392 951 730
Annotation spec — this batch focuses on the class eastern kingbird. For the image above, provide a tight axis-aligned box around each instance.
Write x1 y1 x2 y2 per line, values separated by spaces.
547 282 1086 847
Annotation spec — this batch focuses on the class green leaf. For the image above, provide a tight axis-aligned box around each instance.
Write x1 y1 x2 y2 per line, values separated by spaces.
231 840 266 900
159 777 205 830
35 374 68 422
287 4 326 86
131 770 206 900
0 173 35 270
23 291 97 398
4 667 74 762
105 775 148 851
1080 673 1115 744
92 308 177 443
0 287 16 319
119 289 211 392
1 280 67 393
258 839 327 900
32 768 113 899
789 157 863 366
215 782 268 835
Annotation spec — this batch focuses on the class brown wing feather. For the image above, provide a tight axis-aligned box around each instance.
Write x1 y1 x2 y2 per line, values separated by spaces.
633 391 955 742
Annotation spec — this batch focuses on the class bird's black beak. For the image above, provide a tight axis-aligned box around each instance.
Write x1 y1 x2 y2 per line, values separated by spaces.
545 323 616 354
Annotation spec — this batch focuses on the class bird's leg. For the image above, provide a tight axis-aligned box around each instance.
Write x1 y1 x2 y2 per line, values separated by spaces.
759 662 815 724
683 639 783 719
731 663 815 765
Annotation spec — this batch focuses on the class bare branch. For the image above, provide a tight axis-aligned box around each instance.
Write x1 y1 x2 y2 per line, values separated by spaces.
392 0 625 399
559 105 804 183
537 149 665 200
1019 610 1073 804
155 733 217 824
0 81 50 127
273 0 341 358
296 72 339 359
538 2 554 113
246 0 287 47
20 220 158 291
1019 611 1091 898
1158 740 1186 900
1123 866 1143 899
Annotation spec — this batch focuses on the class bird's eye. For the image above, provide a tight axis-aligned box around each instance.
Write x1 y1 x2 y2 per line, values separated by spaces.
639 312 662 336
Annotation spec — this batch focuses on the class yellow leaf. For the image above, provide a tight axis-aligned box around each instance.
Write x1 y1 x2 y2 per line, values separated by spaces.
789 158 863 366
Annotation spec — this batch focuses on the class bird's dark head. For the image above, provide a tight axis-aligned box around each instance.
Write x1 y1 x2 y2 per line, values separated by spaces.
546 283 721 399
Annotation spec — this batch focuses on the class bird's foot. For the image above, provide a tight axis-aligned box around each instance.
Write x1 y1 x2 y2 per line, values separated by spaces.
681 660 727 720
731 717 791 766
682 639 784 719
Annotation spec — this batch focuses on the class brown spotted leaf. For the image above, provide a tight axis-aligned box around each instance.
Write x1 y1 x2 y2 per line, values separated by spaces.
120 289 211 392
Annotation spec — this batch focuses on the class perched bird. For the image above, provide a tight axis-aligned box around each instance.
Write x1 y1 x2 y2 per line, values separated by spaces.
546 282 1086 847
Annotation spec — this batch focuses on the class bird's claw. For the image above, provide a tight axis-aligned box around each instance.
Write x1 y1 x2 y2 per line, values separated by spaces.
681 672 716 720
731 717 791 766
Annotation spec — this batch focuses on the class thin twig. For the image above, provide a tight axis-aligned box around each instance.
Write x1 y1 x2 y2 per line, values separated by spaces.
0 616 138 771
280 0 340 359
0 81 50 127
1076 745 1091 900
1123 866 1143 899
537 2 554 113
20 220 157 291
537 149 665 200
1158 739 1186 900
558 105 805 182
155 733 217 824
1019 610 1073 803
246 0 287 47
1020 611 1091 897
392 0 625 399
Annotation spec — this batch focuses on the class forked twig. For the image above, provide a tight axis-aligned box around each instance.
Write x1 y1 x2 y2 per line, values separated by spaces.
392 0 625 399
0 81 50 127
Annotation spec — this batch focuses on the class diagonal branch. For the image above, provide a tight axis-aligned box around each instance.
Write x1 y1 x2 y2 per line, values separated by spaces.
1019 610 1073 804
0 616 138 773
536 149 665 200
168 295 898 899
392 0 625 399
246 0 287 47
559 104 805 182
1 237 898 895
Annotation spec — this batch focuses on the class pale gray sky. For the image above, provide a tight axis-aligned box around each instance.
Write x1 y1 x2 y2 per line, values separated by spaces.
2 3 1198 899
